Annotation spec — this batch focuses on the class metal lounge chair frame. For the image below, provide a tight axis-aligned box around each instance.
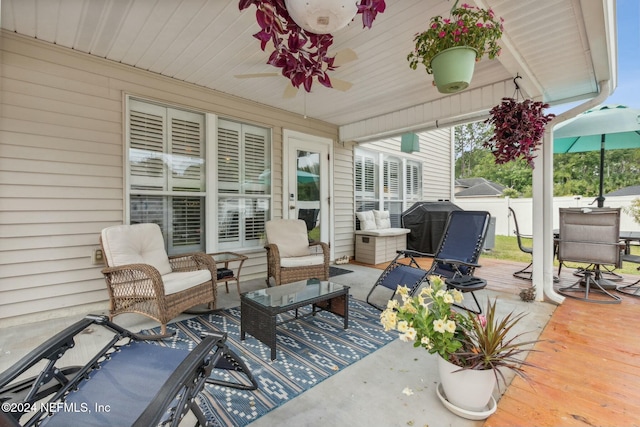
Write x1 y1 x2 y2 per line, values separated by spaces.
422 210 490 314
366 210 490 314
0 315 257 427
365 250 430 311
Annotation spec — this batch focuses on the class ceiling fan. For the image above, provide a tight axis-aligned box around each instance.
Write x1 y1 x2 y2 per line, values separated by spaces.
234 47 357 98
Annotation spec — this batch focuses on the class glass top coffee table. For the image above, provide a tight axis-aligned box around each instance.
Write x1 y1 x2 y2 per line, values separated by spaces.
240 279 350 360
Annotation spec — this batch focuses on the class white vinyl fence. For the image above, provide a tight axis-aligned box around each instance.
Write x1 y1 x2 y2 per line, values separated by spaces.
453 196 640 237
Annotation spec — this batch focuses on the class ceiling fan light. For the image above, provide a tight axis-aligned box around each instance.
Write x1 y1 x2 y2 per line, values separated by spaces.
285 0 358 34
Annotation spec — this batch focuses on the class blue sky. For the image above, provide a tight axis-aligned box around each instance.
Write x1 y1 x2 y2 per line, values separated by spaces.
605 0 639 108
553 0 639 113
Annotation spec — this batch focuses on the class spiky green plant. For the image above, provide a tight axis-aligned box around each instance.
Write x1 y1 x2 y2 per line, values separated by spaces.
454 299 540 387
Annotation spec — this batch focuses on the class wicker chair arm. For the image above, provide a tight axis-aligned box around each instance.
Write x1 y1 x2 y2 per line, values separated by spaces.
101 263 166 297
168 252 204 272
264 243 282 266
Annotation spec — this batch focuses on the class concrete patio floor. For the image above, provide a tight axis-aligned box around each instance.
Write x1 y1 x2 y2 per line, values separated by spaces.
0 262 556 427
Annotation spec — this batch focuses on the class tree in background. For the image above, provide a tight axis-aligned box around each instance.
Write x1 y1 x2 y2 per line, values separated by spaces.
455 121 532 196
455 122 640 198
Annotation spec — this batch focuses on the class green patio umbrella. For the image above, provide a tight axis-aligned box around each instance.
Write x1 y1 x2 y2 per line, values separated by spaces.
553 105 640 207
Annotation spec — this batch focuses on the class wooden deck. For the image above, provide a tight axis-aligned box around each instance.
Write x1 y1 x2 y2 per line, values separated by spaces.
352 256 640 426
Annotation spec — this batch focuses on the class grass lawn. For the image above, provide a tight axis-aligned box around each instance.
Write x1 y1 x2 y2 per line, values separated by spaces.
483 235 640 275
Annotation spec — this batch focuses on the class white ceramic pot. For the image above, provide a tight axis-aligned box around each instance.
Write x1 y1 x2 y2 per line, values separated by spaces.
437 355 496 412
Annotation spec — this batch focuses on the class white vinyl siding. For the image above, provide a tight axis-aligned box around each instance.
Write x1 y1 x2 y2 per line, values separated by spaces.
0 33 337 324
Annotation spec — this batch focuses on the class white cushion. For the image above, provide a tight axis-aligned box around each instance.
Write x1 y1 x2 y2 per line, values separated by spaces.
280 254 325 268
373 210 391 229
354 228 411 236
356 211 377 231
265 219 310 257
101 223 173 276
162 270 212 295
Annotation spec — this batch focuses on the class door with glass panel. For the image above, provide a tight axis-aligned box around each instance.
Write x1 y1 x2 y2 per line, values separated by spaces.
284 133 330 245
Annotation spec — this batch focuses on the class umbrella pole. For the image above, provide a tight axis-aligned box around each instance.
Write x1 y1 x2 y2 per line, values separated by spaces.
597 134 605 208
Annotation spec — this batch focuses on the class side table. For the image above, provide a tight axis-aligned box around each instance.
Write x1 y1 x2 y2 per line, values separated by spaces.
207 252 248 295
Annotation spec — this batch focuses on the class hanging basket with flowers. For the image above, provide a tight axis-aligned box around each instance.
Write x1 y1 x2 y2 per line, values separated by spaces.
407 2 503 93
238 0 386 92
483 76 556 167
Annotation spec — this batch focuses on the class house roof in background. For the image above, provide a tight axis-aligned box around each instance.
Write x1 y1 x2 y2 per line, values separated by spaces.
0 0 617 142
455 178 506 197
605 185 640 197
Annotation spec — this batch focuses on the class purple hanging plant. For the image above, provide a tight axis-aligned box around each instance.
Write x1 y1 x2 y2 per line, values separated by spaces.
483 97 555 167
239 0 386 92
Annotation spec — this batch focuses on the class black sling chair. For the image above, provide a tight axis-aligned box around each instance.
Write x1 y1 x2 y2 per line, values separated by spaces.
0 315 257 427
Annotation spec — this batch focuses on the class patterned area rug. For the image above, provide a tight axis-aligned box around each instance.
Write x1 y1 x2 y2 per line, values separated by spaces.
142 299 395 427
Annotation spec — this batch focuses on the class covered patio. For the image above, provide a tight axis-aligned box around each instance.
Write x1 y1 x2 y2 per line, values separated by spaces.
0 0 628 425
1 258 639 425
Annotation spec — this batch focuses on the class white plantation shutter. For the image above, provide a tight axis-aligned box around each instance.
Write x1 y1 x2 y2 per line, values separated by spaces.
129 101 166 191
355 153 376 198
217 119 271 249
406 161 421 201
171 196 204 248
127 99 205 254
355 148 423 228
384 158 401 199
169 110 204 192
127 98 272 253
218 122 241 193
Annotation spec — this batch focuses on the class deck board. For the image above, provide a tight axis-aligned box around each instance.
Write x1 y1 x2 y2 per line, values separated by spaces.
351 256 640 426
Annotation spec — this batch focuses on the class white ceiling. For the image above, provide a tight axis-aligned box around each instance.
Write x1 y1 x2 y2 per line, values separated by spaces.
1 0 616 132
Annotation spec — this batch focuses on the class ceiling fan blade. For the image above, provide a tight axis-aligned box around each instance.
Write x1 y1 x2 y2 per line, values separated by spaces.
331 78 353 92
234 73 280 79
333 48 358 67
283 83 299 99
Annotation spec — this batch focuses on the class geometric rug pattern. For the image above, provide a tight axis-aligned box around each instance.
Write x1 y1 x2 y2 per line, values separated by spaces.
141 298 396 426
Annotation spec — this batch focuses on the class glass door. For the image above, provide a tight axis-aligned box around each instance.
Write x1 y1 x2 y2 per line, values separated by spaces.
285 132 330 245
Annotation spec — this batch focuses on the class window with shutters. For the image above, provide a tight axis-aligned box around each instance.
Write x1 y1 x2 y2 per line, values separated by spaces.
126 98 272 254
354 148 422 228
405 160 422 201
217 119 271 249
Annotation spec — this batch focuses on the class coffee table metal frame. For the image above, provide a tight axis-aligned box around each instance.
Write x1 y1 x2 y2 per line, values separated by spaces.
240 280 349 360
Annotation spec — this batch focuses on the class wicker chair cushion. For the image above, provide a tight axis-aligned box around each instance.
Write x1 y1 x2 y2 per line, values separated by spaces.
102 223 173 275
265 219 310 257
162 270 213 295
280 254 325 268
356 211 377 230
373 210 391 229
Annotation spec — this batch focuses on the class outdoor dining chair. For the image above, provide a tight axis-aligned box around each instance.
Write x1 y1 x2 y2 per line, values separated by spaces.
556 207 622 303
509 207 533 280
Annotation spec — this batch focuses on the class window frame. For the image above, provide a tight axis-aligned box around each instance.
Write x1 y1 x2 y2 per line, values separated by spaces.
125 95 273 255
354 148 422 227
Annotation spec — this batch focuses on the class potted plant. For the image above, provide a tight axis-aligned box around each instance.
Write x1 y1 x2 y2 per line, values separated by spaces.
238 0 386 92
484 97 555 167
407 3 504 93
380 276 539 417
